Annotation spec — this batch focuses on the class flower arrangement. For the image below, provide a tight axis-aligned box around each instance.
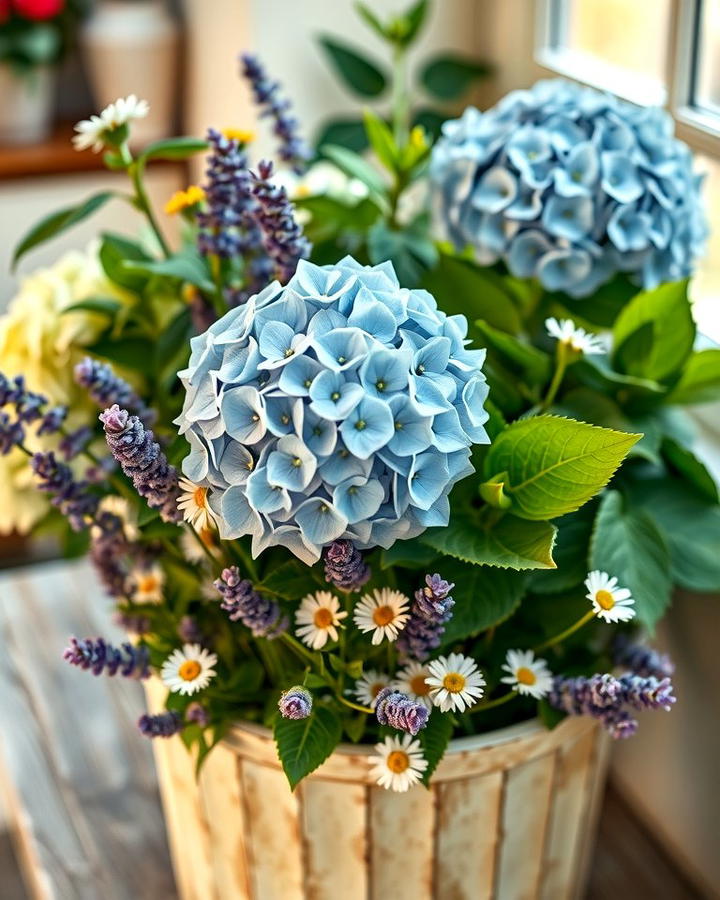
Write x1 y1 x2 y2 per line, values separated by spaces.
1 0 718 794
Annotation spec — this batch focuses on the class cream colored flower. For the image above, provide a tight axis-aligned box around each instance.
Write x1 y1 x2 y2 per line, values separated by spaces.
353 670 390 708
0 450 48 535
393 661 433 710
370 735 428 792
127 563 165 604
177 478 217 531
501 649 553 699
585 570 636 623
161 644 217 696
73 95 149 152
353 588 410 645
426 653 486 713
295 591 347 649
545 317 604 355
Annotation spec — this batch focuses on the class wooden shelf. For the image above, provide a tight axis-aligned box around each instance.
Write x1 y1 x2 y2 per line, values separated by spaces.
0 122 108 181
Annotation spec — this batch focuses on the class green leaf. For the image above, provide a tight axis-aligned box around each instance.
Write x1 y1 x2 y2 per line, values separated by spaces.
380 537 439 570
574 356 666 399
613 280 695 383
363 109 397 170
140 136 209 162
62 297 123 318
400 0 430 45
632 479 720 593
484 416 640 521
315 118 369 155
421 253 521 333
260 560 323 600
12 191 115 269
320 144 388 201
421 54 492 100
418 711 454 786
476 319 552 384
551 273 637 329
441 562 525 642
87 337 156 374
99 233 152 291
421 513 557 570
661 437 718 502
274 705 342 789
666 349 720 405
318 36 388 97
355 2 386 40
156 307 193 375
367 221 438 287
121 249 214 292
528 505 596 595
297 195 382 244
590 490 672 629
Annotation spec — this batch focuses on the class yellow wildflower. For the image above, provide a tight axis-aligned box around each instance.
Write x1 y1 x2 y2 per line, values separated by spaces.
164 185 206 216
222 128 255 144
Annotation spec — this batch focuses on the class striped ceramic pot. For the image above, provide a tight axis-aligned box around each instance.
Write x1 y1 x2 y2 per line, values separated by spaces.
146 683 609 900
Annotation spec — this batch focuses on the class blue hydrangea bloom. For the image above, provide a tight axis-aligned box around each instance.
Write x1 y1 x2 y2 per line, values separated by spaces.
430 79 708 297
175 257 489 564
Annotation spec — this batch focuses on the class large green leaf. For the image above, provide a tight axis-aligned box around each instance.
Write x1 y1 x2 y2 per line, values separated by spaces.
363 109 397 170
441 561 525 642
318 36 388 97
421 54 492 100
590 490 672 629
484 416 640 521
661 437 718 502
99 233 152 291
665 349 720 405
259 560 324 600
140 136 209 162
315 117 369 155
632 480 720 593
61 296 123 318
418 711 454 786
380 537 439 570
274 705 342 789
613 280 695 383
121 249 214 292
12 191 115 268
421 513 557 570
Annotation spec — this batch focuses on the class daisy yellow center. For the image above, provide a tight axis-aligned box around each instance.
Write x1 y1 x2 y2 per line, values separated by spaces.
370 682 386 699
410 674 430 696
137 574 160 593
386 750 410 774
372 605 395 626
193 486 208 509
313 607 334 628
443 672 466 693
595 589 615 610
516 666 537 686
178 660 202 681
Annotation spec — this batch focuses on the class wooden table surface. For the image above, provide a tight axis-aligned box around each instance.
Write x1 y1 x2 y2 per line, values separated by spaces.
0 559 177 900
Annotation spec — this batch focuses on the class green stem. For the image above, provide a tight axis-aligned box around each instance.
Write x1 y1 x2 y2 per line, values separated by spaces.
391 45 410 149
337 695 373 715
279 633 318 668
472 690 518 713
534 609 595 652
541 354 568 412
121 143 171 257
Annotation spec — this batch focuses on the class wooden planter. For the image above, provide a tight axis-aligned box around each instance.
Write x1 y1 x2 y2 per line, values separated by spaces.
145 683 609 900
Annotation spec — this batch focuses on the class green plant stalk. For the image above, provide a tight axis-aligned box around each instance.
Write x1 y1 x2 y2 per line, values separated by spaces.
119 143 171 258
337 695 373 715
472 689 518 714
534 609 595 652
391 44 410 150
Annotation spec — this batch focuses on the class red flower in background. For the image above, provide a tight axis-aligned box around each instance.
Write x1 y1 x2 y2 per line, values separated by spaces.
11 0 64 21
0 0 11 25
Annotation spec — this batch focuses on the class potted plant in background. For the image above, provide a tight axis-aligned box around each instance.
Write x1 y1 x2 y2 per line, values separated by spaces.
1 2 717 898
0 0 84 144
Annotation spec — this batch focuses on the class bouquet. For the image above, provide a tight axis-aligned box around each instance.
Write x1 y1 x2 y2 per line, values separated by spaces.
2 0 717 793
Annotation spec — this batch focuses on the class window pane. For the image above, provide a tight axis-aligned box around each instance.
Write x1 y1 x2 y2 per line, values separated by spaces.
692 155 720 343
694 0 720 115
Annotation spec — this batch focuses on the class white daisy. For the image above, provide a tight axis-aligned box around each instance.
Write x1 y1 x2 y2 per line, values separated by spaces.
96 495 139 541
545 317 604 355
177 478 217 531
180 526 217 564
585 570 636 623
127 563 165 604
426 653 486 713
161 644 217 696
353 588 410 645
369 734 428 792
295 591 348 649
501 649 553 699
73 94 149 152
393 661 433 710
353 670 391 708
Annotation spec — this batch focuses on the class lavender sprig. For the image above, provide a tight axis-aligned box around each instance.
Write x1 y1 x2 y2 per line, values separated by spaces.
0 411 25 455
397 574 455 663
90 511 130 597
138 711 183 738
240 53 311 172
375 687 429 736
75 357 155 426
214 566 287 637
251 160 311 283
31 451 99 530
100 404 181 523
63 636 150 679
613 636 675 679
323 540 370 593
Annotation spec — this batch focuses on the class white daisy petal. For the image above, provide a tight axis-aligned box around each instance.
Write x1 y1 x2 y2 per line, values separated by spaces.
294 591 347 649
353 588 410 645
369 734 428 792
352 670 390 708
127 563 165 604
177 477 218 531
584 570 636 623
73 95 149 153
426 654 485 713
392 661 433 710
545 316 604 355
161 643 217 696
500 648 553 699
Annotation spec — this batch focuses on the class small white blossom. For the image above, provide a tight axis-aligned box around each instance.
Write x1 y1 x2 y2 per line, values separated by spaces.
73 95 149 152
545 317 604 355
353 588 410 645
585 570 636 623
353 670 390 708
393 661 433 710
295 591 347 649
161 644 217 696
369 734 428 792
177 477 217 531
426 653 486 713
501 649 553 699
127 563 164 604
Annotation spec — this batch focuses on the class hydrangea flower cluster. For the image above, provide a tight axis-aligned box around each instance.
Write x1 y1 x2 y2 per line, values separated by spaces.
430 78 707 297
176 257 490 564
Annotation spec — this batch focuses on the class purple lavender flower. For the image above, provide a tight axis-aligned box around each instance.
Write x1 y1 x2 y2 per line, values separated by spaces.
90 511 130 597
323 540 370 593
0 411 25 455
186 702 210 726
613 635 675 679
214 566 287 637
100 404 181 523
37 405 68 436
240 53 311 172
31 451 99 530
375 687 429 736
138 711 183 738
63 636 150 678
278 686 312 720
177 615 203 644
114 610 152 636
58 425 92 461
617 674 676 711
251 160 311 283
75 357 155 426
396 574 455 663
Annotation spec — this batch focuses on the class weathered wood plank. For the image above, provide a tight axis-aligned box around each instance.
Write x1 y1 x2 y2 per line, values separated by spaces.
435 771 504 900
494 752 556 900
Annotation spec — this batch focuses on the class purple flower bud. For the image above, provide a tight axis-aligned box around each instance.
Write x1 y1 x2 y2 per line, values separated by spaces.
214 566 287 637
375 687 430 736
75 357 155 426
613 635 675 679
138 711 183 738
186 702 210 726
36 405 68 436
63 636 150 679
0 411 25 455
278 686 313 720
323 540 371 593
397 573 455 663
31 451 99 530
